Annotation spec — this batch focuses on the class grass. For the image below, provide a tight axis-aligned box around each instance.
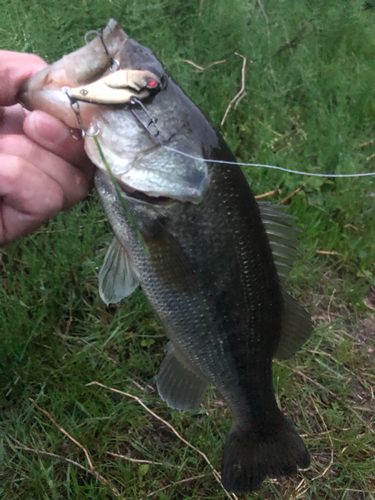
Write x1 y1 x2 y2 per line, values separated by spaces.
1 0 375 498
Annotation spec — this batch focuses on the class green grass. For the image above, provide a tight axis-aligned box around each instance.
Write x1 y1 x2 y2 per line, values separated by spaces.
1 0 375 498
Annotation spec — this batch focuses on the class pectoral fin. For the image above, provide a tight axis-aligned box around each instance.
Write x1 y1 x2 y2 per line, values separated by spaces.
275 289 313 360
157 341 209 411
99 237 139 305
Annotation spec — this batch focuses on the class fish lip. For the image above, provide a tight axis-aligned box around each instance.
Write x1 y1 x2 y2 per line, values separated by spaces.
95 169 175 207
119 181 175 206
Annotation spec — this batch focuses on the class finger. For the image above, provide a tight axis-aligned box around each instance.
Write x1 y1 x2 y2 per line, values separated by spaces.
0 104 28 135
0 51 47 106
0 134 89 210
0 154 64 244
23 110 95 179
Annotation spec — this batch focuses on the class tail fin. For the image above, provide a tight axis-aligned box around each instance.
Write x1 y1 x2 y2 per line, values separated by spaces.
221 412 310 493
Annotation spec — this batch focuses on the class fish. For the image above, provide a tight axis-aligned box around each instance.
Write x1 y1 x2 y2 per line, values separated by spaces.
21 19 313 493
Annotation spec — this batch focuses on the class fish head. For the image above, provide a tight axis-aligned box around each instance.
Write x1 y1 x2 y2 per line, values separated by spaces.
21 19 130 128
21 20 213 203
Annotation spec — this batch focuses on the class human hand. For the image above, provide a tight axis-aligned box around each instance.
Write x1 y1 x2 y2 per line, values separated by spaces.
0 51 95 244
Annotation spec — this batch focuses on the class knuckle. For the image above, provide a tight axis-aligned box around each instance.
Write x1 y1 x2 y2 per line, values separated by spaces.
67 176 88 208
44 184 65 217
26 54 46 67
32 179 64 219
0 134 31 155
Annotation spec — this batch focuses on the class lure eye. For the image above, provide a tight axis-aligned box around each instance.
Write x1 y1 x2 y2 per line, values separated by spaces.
146 77 159 89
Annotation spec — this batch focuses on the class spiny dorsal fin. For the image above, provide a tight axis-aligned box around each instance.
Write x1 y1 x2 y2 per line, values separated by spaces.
275 288 313 360
157 341 209 411
99 237 139 305
258 202 300 283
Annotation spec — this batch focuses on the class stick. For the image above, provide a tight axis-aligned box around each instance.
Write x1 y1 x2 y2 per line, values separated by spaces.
106 451 177 468
255 188 282 199
221 53 247 126
29 398 119 496
280 184 306 204
9 438 94 475
147 474 206 497
274 362 374 434
87 381 238 500
178 58 227 71
257 0 270 37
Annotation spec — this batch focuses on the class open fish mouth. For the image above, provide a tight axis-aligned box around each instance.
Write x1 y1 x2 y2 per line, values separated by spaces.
118 181 174 206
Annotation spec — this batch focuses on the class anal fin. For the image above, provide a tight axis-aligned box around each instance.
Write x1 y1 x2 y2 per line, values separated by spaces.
157 341 209 411
275 288 313 360
99 237 139 305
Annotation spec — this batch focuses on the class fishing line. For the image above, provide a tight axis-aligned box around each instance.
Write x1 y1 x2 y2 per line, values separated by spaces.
63 90 150 255
163 146 375 178
129 102 375 179
93 135 151 257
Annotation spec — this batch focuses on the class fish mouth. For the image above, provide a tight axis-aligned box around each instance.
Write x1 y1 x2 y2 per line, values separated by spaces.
118 181 174 206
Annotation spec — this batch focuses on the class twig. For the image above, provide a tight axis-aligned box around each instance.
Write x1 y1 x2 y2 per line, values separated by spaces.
345 223 358 231
147 474 206 497
221 53 247 126
30 398 93 468
8 437 94 474
79 338 118 365
366 152 375 161
274 362 374 434
199 0 204 17
316 250 341 256
178 58 227 71
280 184 306 204
87 381 238 500
131 379 146 391
276 24 309 55
106 451 177 468
310 399 334 480
255 188 282 199
327 288 336 324
29 398 119 496
234 91 247 109
257 0 270 37
359 139 375 148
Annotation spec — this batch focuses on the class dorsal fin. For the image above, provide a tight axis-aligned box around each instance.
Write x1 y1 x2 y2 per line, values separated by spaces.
258 202 300 282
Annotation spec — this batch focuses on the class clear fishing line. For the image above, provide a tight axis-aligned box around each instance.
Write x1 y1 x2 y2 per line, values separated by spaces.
164 146 375 178
63 83 375 180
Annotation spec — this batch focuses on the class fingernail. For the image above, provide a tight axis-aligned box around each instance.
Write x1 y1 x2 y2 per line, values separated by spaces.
29 110 70 145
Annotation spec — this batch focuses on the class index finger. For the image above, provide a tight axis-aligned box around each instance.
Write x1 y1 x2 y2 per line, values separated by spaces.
0 51 47 107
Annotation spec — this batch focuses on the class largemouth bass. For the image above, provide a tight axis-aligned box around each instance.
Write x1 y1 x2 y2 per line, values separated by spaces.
21 20 313 493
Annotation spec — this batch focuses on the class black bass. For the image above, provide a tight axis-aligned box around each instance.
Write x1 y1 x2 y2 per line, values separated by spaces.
21 20 313 493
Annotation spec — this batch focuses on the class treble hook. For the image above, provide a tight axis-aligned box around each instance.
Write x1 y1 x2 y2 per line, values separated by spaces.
84 30 100 45
62 87 100 139
100 27 115 67
84 28 118 70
